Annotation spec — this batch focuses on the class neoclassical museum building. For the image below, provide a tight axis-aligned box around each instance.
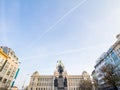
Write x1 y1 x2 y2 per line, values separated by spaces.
27 61 91 90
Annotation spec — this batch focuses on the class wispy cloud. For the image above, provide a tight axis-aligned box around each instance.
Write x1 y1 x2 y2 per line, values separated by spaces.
28 0 88 48
22 43 111 62
56 43 111 56
56 48 86 55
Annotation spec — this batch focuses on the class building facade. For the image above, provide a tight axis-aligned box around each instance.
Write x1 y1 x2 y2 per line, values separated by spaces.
0 46 19 89
92 34 120 89
27 61 91 90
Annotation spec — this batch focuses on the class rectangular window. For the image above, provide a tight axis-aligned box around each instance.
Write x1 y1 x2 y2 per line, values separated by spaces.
111 51 120 64
7 71 11 76
33 78 35 81
7 80 11 85
0 77 3 81
3 78 7 83
37 83 39 86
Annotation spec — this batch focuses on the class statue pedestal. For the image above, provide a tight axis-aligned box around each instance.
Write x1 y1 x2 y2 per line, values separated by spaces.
58 76 64 90
54 76 67 90
54 64 67 90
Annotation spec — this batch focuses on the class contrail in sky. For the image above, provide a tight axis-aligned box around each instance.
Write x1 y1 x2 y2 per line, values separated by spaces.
29 0 87 48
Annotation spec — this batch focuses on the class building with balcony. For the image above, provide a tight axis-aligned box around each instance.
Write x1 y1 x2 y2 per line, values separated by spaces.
92 34 120 90
0 46 20 89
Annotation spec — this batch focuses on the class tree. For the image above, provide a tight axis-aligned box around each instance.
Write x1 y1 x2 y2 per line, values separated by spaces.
92 78 99 90
100 63 120 90
79 79 92 90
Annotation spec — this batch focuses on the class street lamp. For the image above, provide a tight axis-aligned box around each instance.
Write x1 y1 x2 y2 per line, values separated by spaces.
22 74 29 90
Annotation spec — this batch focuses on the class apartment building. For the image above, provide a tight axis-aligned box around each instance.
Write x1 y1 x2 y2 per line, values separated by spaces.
0 46 19 89
92 34 120 89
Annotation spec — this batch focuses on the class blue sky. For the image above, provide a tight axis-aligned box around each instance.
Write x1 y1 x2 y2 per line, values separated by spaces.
0 0 120 89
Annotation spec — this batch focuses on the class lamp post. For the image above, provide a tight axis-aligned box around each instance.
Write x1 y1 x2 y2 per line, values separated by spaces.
22 74 29 90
